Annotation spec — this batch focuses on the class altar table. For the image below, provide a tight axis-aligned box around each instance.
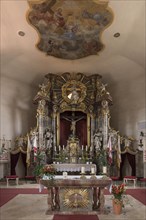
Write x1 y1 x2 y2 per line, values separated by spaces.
40 175 112 214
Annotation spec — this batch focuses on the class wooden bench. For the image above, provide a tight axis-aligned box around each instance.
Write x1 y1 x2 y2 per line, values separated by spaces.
110 176 120 184
139 178 146 186
123 176 137 187
6 175 19 186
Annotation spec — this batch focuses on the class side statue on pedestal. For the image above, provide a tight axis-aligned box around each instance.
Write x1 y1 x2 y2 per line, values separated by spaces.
44 128 53 149
93 130 103 151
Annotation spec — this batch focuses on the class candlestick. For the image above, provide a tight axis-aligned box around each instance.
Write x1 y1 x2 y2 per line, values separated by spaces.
81 166 85 174
103 166 107 174
80 166 86 179
91 167 95 174
90 167 97 179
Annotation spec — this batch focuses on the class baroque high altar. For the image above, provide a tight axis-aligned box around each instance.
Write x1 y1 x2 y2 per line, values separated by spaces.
11 72 137 176
34 72 112 165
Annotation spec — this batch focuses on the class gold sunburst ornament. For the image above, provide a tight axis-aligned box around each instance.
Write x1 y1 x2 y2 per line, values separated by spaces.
63 188 89 208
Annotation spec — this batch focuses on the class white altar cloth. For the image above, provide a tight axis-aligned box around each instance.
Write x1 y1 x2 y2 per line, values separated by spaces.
52 163 97 172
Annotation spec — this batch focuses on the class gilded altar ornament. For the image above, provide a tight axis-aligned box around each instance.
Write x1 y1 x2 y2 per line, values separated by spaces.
37 100 47 116
62 80 87 104
63 189 89 208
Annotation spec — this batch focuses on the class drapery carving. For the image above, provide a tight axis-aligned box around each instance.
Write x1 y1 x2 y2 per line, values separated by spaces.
10 153 20 175
119 153 136 179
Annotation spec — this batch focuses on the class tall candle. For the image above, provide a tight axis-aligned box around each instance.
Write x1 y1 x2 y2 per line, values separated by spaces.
86 145 88 151
81 166 85 173
91 167 95 174
82 145 84 151
59 145 61 151
103 166 107 174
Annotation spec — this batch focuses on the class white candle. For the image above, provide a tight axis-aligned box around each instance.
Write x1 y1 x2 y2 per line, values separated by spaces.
103 166 107 174
9 140 11 149
81 166 85 173
59 145 61 151
82 145 84 151
63 145 64 150
63 172 68 179
86 145 88 151
91 167 95 174
54 146 56 151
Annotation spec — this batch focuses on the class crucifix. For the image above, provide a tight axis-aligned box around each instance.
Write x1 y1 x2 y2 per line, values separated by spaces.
62 112 85 137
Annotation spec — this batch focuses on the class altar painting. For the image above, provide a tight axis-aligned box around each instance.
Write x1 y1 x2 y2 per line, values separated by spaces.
27 0 114 59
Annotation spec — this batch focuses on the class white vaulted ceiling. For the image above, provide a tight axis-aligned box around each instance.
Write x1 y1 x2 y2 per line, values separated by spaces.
1 0 145 86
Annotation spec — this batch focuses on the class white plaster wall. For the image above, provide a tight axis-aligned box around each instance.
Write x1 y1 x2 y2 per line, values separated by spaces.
0 76 37 141
109 74 145 139
0 76 37 176
108 73 145 177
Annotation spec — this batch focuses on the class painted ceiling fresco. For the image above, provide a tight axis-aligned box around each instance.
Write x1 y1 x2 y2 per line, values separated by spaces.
27 0 113 60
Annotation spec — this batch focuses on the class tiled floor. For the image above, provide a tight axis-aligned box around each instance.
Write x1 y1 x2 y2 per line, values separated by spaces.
0 180 146 220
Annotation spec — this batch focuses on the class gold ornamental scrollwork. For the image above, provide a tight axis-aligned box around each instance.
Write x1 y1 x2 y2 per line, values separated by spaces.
62 80 87 105
63 188 89 208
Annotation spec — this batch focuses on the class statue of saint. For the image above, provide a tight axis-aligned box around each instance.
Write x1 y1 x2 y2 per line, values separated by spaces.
44 128 53 149
93 130 102 150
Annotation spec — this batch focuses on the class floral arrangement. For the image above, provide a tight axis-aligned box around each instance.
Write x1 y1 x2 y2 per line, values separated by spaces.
111 183 126 204
42 164 56 178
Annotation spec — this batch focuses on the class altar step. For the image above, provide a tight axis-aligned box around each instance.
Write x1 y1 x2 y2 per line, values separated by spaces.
53 214 99 220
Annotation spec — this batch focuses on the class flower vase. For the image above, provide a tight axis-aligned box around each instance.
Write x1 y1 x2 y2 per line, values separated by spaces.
36 176 41 184
113 199 123 215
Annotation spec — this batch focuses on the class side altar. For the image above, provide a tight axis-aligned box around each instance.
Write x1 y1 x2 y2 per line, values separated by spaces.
40 175 112 214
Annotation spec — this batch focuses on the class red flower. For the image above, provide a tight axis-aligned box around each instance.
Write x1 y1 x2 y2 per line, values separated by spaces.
42 165 56 175
112 183 126 201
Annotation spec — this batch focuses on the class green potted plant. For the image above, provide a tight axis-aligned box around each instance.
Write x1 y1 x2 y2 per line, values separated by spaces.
33 150 45 182
96 148 108 174
33 163 43 177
